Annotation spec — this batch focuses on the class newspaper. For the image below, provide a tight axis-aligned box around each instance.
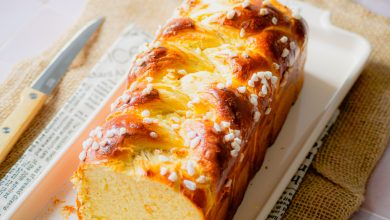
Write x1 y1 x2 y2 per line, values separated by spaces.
0 25 150 215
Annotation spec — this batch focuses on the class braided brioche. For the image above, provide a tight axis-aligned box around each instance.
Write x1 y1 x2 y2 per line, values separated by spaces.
72 0 307 219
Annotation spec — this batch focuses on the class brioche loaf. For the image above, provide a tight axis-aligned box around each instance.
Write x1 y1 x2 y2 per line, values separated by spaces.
71 0 307 219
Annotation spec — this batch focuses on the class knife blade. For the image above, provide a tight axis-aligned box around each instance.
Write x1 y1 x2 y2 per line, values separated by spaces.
0 17 104 163
32 17 104 95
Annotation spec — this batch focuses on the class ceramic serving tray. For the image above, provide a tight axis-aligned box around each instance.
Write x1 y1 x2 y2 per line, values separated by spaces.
3 1 370 219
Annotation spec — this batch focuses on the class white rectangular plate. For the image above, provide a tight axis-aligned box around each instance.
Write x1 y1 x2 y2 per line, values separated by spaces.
3 1 371 219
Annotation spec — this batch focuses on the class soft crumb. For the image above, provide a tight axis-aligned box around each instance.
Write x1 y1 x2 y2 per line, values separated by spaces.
61 205 76 219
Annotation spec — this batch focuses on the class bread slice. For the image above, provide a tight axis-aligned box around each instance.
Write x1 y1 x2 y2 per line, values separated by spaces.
71 0 308 219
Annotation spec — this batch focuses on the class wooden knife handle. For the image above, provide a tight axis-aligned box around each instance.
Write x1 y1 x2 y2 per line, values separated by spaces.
0 87 47 163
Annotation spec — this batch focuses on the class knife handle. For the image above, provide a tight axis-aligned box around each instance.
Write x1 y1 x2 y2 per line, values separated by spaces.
0 87 47 163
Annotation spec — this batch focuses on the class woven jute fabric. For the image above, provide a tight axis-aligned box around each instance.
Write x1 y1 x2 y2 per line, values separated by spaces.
0 0 389 219
284 0 390 219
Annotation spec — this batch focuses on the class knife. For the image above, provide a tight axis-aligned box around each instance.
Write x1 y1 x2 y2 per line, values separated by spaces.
0 17 104 163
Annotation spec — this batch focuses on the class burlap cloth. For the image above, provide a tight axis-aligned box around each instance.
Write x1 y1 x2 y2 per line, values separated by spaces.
0 0 389 219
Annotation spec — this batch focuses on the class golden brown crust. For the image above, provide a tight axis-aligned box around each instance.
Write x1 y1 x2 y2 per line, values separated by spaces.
162 17 196 37
221 5 288 32
206 57 305 220
74 0 308 219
